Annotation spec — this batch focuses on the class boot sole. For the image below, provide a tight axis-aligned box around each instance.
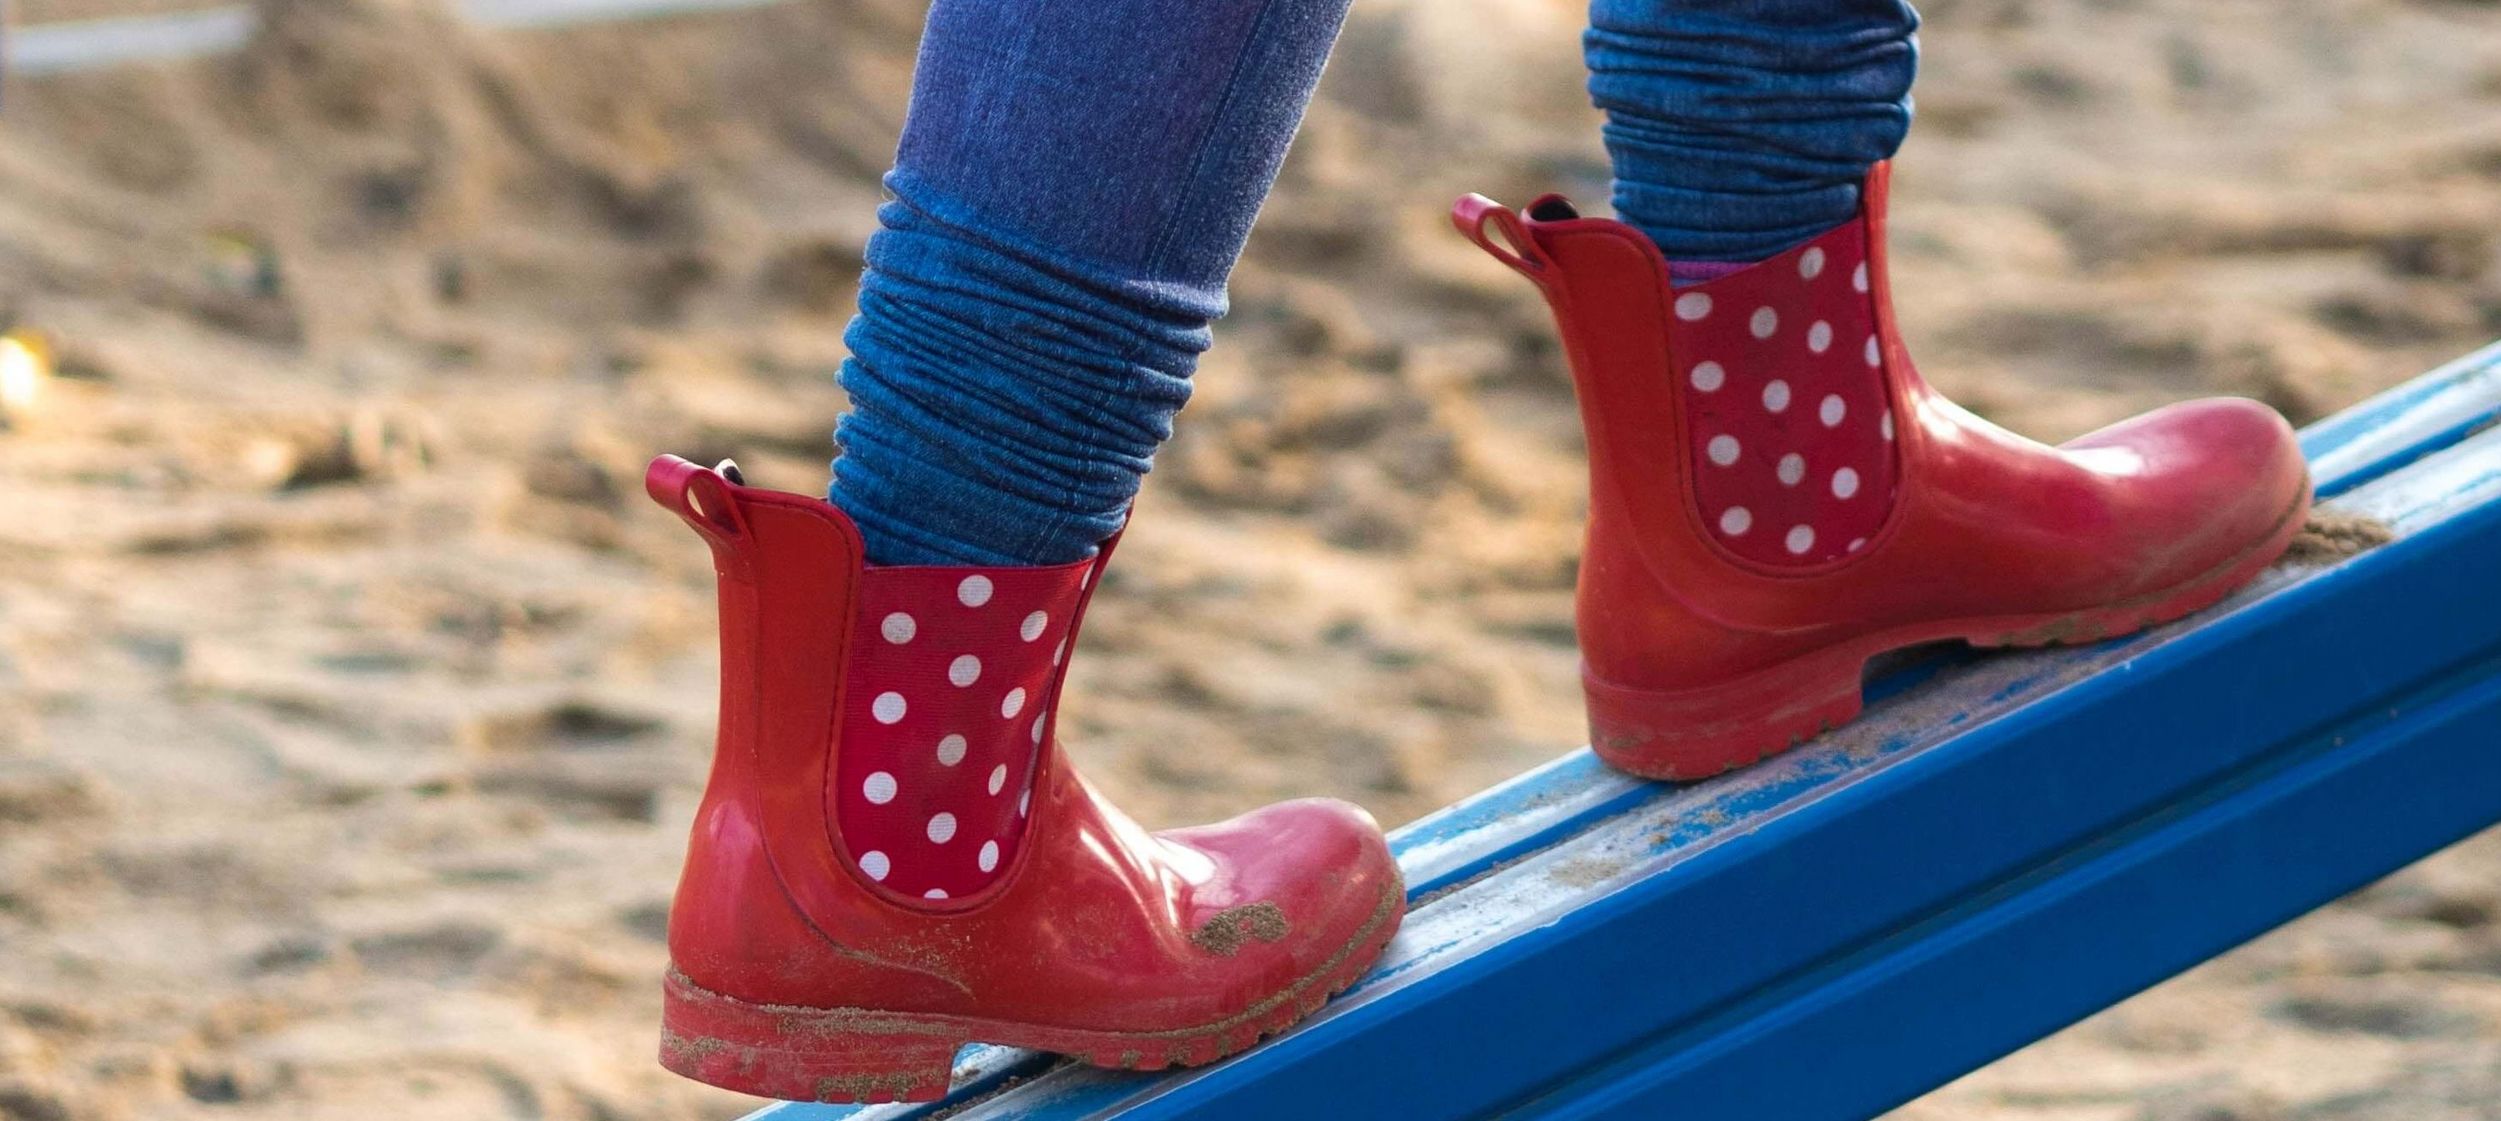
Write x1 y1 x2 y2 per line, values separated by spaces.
657 878 1405 1104
1586 487 2313 781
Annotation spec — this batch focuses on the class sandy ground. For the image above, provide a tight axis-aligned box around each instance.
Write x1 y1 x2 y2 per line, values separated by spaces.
0 0 2498 1118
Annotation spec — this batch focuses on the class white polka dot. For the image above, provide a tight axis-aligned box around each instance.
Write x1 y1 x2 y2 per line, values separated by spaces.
1777 453 1805 486
872 692 906 724
1020 611 1048 642
863 771 897 804
1881 412 1896 441
1762 380 1791 413
936 733 968 766
1807 321 1833 354
988 764 1007 795
1853 261 1869 292
923 889 949 900
1750 307 1779 339
978 840 1000 873
1030 715 1046 744
927 812 957 844
1819 395 1847 427
1800 247 1826 279
1689 361 1726 392
1864 336 1881 367
1848 538 1868 553
1019 788 1031 817
1719 507 1753 536
859 851 890 881
1052 639 1066 666
948 654 981 687
1786 525 1816 555
1675 292 1713 321
880 613 916 644
1001 688 1026 719
1707 434 1741 466
1832 467 1862 499
957 575 993 607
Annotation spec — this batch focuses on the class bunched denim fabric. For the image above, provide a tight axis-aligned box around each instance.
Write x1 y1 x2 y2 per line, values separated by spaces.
830 0 1354 566
1587 0 1921 263
832 0 1918 565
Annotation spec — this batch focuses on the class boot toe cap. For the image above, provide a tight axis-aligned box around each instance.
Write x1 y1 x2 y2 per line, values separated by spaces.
2068 396 2311 581
1161 797 1403 980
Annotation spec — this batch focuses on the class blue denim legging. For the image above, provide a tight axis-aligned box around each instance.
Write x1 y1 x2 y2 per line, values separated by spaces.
831 0 1919 566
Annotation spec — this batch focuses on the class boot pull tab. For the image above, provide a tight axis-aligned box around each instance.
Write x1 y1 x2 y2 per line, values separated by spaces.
1452 194 1555 285
647 454 749 553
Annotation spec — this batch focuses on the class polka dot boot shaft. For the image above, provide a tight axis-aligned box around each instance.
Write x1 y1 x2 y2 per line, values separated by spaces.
838 566 1080 903
1668 220 1898 567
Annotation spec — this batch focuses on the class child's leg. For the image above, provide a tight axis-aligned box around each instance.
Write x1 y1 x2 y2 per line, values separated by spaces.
653 12 1402 1099
1586 0 1920 269
832 0 1353 567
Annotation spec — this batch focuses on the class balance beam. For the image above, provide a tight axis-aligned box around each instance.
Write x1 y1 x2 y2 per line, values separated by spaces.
746 339 2501 1121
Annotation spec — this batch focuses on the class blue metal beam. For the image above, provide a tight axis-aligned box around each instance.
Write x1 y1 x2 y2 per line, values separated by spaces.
749 342 2501 1121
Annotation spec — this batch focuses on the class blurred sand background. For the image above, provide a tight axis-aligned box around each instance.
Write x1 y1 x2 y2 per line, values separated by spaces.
1 0 2499 1117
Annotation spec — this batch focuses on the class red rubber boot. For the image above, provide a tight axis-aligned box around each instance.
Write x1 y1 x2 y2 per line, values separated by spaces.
1454 163 2311 780
645 456 1403 1104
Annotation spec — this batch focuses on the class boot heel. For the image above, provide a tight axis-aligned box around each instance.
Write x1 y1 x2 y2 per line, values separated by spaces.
660 968 964 1104
1584 650 1865 781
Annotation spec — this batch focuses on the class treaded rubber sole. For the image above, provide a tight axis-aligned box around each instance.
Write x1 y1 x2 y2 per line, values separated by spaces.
657 879 1404 1104
1587 488 2313 781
